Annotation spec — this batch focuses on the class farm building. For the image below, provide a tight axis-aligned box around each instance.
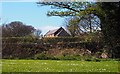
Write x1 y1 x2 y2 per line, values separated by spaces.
44 27 71 37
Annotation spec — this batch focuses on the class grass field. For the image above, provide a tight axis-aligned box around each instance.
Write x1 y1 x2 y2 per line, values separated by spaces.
2 60 119 72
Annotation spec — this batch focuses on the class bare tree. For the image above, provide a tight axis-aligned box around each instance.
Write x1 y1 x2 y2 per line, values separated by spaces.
34 29 42 38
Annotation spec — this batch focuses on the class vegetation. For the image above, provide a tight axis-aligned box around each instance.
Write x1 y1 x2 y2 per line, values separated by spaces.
2 2 119 59
2 21 35 37
98 2 120 58
37 2 120 58
2 60 119 72
33 29 42 38
1 2 119 73
2 34 104 60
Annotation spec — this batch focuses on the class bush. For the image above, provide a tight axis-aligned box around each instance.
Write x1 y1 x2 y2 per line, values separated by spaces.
2 37 45 59
2 37 36 43
42 36 104 53
34 53 47 60
34 53 57 60
43 37 82 44
54 55 81 60
2 35 105 60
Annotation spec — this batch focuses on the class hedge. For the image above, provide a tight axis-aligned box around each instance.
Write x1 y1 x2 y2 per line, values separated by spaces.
2 37 45 59
2 36 104 59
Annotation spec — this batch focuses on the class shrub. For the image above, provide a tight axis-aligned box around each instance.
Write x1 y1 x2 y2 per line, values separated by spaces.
2 37 45 59
34 53 47 60
54 55 82 60
42 37 82 44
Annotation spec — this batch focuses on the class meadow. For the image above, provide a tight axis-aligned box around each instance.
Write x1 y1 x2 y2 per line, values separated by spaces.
2 60 119 72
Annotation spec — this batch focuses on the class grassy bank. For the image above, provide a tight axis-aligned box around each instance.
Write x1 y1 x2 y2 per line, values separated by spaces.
2 60 119 72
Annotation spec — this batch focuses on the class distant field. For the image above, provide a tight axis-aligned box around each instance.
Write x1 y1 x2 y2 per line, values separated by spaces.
2 60 119 72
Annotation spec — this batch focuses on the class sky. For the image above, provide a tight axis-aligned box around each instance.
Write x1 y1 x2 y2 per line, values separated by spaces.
1 2 65 35
1 0 117 35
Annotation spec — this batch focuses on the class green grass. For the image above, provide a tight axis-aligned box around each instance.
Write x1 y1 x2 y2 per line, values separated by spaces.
2 60 119 72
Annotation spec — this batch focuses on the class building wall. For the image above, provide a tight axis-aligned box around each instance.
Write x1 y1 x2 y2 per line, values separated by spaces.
45 34 55 37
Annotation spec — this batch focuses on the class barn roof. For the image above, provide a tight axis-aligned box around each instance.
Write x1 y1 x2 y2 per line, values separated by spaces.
45 27 71 36
45 28 59 36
